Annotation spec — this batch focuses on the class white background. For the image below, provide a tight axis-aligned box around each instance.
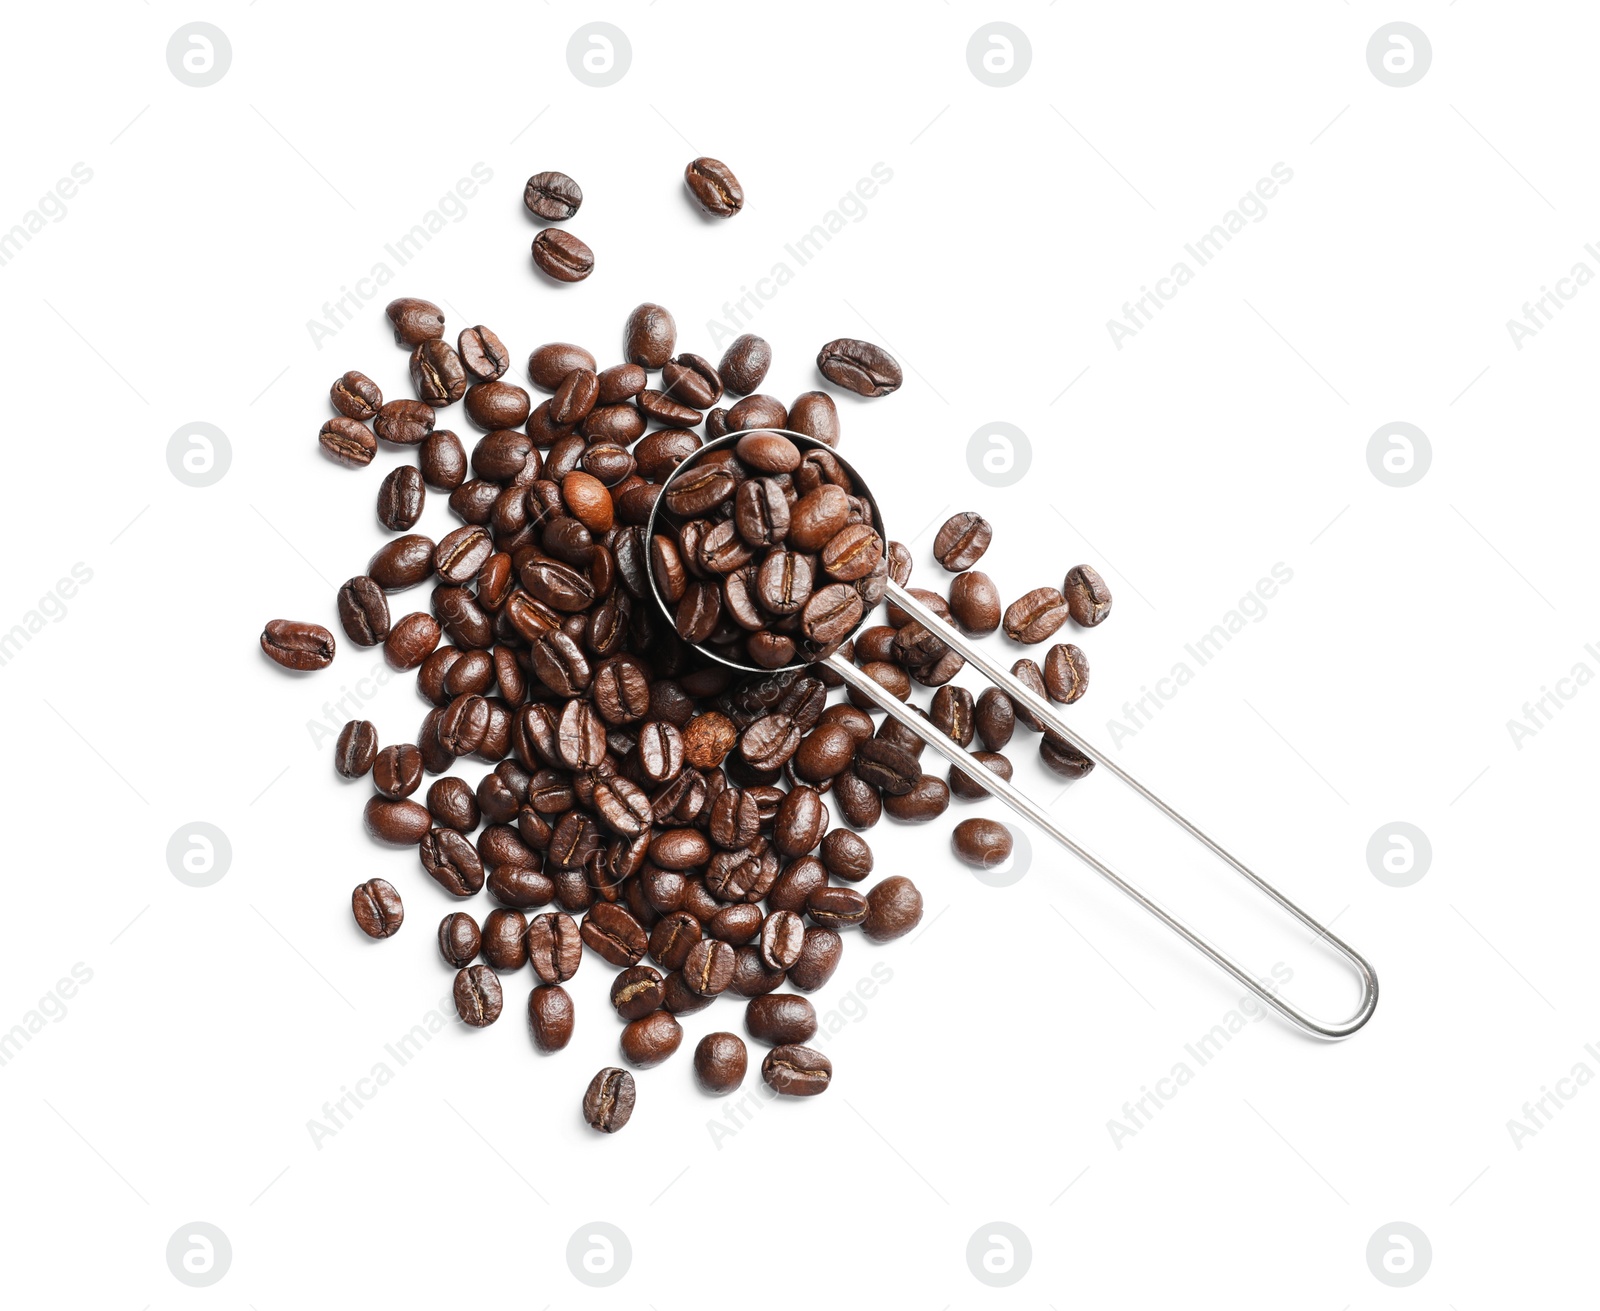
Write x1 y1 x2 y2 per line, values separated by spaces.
1 2 1594 1305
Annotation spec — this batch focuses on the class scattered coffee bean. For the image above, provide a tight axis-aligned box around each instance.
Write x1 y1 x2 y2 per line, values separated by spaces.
685 157 744 217
583 1066 636 1132
386 297 444 346
1003 586 1071 644
746 993 817 1045
694 1032 747 1094
334 720 378 779
952 818 1013 869
529 984 575 1051
319 417 377 467
1043 642 1090 704
761 1043 831 1095
1064 564 1112 626
261 619 335 671
532 229 594 282
524 170 583 221
934 512 992 572
621 1010 683 1067
438 912 481 967
352 878 403 938
862 875 922 942
817 338 901 397
720 334 771 394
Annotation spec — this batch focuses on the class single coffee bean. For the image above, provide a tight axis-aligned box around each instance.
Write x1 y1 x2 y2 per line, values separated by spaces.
862 875 922 942
719 334 771 395
788 391 840 446
729 945 787 997
370 534 437 590
481 908 530 971
352 878 403 938
453 964 503 1026
319 416 377 467
933 511 992 572
581 901 648 966
806 885 868 930
411 338 467 405
948 570 1002 636
528 984 575 1052
385 612 441 669
528 912 583 983
336 576 390 647
331 369 382 420
1040 731 1095 780
816 338 901 397
793 723 856 783
583 1066 636 1132
1064 563 1113 627
420 828 486 896
663 968 718 1013
707 903 764 945
438 912 481 967
1043 642 1090 704
759 910 806 971
1003 586 1072 644
619 303 676 371
762 1043 832 1096
334 720 378 778
596 362 647 404
372 743 423 799
420 430 468 490
1008 659 1050 731
949 750 1014 800
952 818 1014 869
531 228 594 282
684 156 744 217
620 1010 683 1068
261 619 335 671
787 927 842 992
610 965 666 1021
682 938 736 995
464 380 532 430
853 737 920 796
819 828 873 881
800 583 864 646
660 353 723 408
528 342 598 391
523 170 583 221
694 1032 747 1094
377 465 425 531
773 786 827 858
487 864 555 910
458 325 510 381
386 297 444 346
882 774 950 822
374 398 436 445
975 687 1015 750
435 525 494 584
746 993 818 1045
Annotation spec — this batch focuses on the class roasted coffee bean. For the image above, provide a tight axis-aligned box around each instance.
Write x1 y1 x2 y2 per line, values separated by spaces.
767 856 829 913
621 1010 683 1068
818 828 873 882
694 1032 747 1094
610 965 666 1021
331 369 383 420
660 353 722 408
741 714 801 771
729 945 787 997
420 430 468 490
928 686 975 749
788 484 851 551
454 964 504 1026
549 370 599 428
480 908 529 971
370 534 437 590
377 465 425 531
420 828 486 896
948 570 1002 636
1043 642 1090 704
759 910 806 971
465 380 532 430
975 687 1016 751
762 1043 831 1095
707 903 764 945
336 576 390 647
1004 586 1071 644
862 876 923 942
623 303 676 369
682 938 736 996
1008 659 1050 731
458 325 510 381
746 993 817 1044
1040 731 1095 779
582 901 648 966
773 785 827 857
488 864 555 909
719 334 771 395
1064 564 1113 626
952 818 1014 870
649 910 703 971
787 927 842 992
650 827 712 871
375 398 435 445
411 338 467 406
792 723 856 783
352 878 403 938
934 512 992 571
684 156 744 217
949 750 1013 799
372 744 423 799
528 912 583 983
583 1066 636 1132
725 393 788 432
524 170 583 220
756 547 815 615
832 768 882 829
531 228 594 282
882 773 950 822
528 343 598 391
529 984 575 1052
386 297 444 346
261 619 335 671
852 737 920 796
800 584 864 646
319 416 377 467
334 720 378 778
385 612 441 669
885 585 950 628
438 912 481 967
788 391 840 446
816 338 901 397
806 885 868 930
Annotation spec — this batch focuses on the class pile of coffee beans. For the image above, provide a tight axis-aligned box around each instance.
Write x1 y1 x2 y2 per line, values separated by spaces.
264 275 1112 1131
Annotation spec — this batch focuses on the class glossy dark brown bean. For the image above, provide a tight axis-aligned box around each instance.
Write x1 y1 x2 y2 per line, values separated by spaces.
438 912 481 967
372 744 423 799
377 465 425 531
334 720 378 779
528 912 583 983
660 353 722 408
816 338 901 397
788 391 840 446
745 993 817 1045
694 1032 747 1094
975 687 1015 750
352 879 403 938
581 902 648 966
420 430 468 490
948 570 1002 636
623 303 677 369
1004 587 1071 644
370 534 436 590
261 620 335 671
1043 643 1090 704
934 512 992 571
1040 731 1096 779
528 343 598 391
524 170 583 220
531 228 594 282
787 927 842 991
411 338 467 405
331 370 382 420
719 334 770 395
385 613 441 669
459 325 510 381
319 417 377 467
454 965 503 1026
806 885 868 930
882 774 950 822
684 157 744 217
336 576 389 647
759 910 806 971
386 297 444 346
862 876 923 942
1008 659 1050 731
420 828 486 896
375 398 435 445
682 938 736 996
480 908 529 971
819 828 873 882
949 750 1014 800
762 1044 831 1095
620 1010 683 1068
610 965 666 1021
1064 564 1113 627
952 818 1014 869
529 984 575 1052
832 768 882 829
800 584 864 646
725 394 787 432
465 381 532 430
583 1067 635 1132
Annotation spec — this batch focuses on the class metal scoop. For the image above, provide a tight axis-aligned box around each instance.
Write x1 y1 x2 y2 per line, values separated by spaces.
645 430 1378 1040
